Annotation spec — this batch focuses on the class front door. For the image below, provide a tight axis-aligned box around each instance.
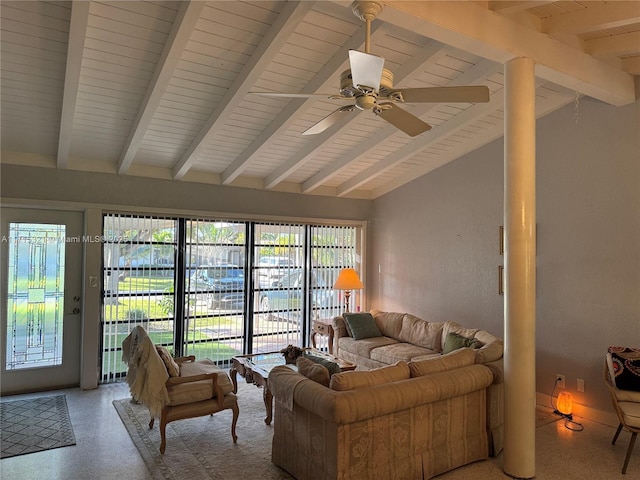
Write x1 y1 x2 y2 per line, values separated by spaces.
1 208 83 394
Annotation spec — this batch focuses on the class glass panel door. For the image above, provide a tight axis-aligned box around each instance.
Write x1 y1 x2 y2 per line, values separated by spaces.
1 208 83 394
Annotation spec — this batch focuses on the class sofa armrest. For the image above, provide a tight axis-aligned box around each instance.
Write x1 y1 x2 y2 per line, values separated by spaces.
483 358 504 384
331 316 349 338
331 316 349 354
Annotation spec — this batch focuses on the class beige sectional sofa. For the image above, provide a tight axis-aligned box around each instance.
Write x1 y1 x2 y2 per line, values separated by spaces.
269 359 494 480
332 309 504 457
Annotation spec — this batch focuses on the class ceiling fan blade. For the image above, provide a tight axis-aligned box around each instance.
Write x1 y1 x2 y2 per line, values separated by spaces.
375 103 431 137
390 86 490 104
302 105 358 136
349 50 384 92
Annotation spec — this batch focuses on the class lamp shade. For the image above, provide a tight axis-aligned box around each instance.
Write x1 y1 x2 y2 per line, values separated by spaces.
557 391 573 416
333 268 364 290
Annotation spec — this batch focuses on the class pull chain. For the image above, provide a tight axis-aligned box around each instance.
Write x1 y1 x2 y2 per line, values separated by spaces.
574 91 580 124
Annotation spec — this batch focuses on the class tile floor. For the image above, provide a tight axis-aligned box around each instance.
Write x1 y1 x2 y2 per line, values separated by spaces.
0 383 636 480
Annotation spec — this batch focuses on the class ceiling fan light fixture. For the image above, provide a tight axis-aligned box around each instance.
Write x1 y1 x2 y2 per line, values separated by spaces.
349 50 385 92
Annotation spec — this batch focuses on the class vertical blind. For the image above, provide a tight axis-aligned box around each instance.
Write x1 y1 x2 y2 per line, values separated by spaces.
101 214 361 383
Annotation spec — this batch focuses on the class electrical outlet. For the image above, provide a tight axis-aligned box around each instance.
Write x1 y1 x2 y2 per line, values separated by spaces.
556 374 565 389
577 379 585 392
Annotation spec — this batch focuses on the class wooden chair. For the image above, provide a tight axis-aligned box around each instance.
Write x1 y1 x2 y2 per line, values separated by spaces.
123 327 239 454
604 347 640 474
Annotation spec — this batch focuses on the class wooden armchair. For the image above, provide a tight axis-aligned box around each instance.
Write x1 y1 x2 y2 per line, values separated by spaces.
604 347 640 474
122 327 239 454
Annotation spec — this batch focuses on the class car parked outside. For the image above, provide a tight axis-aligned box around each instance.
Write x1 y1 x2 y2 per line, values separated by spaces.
189 264 245 310
257 269 338 323
256 256 295 286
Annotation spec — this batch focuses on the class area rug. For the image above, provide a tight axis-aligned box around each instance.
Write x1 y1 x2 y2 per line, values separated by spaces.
0 395 76 458
113 382 293 480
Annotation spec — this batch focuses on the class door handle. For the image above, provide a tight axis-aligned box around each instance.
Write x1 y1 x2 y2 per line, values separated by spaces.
73 308 81 314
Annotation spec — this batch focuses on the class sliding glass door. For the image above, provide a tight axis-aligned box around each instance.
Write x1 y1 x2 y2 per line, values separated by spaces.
100 214 361 382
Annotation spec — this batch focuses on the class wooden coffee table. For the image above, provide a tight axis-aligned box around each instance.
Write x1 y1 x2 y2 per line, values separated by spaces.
230 349 355 425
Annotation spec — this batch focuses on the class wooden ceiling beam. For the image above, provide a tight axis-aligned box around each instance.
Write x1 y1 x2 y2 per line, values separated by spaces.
57 1 90 169
380 1 636 106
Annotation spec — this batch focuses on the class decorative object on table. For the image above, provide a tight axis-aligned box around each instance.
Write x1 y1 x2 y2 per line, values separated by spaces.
280 344 305 364
333 267 363 312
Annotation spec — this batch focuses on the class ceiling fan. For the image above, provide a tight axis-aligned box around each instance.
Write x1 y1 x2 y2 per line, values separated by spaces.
251 1 490 137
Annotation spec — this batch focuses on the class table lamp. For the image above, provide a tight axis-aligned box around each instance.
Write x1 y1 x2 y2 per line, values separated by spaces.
333 268 363 312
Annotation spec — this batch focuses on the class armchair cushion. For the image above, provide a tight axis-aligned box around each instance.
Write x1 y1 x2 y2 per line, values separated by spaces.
167 359 233 406
156 345 180 377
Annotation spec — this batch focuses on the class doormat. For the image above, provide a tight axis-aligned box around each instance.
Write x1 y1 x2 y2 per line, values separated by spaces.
1 395 76 458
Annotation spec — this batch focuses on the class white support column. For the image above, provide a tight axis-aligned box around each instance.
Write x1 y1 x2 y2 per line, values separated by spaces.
503 57 537 479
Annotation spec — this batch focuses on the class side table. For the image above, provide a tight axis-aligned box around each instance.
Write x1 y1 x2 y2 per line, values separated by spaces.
311 318 334 354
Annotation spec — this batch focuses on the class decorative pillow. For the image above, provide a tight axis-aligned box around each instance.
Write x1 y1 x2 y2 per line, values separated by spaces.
330 361 410 391
303 353 341 376
296 356 330 387
609 347 640 392
343 312 382 340
442 332 482 355
156 345 180 377
441 321 479 350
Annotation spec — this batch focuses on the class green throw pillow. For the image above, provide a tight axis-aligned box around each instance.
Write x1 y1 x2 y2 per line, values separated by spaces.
343 312 382 340
304 353 341 376
443 332 481 354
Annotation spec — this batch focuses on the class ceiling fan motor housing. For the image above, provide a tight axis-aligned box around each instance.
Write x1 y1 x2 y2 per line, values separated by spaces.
339 68 395 98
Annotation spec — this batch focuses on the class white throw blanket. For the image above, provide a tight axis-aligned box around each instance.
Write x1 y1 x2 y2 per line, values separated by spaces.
122 327 169 418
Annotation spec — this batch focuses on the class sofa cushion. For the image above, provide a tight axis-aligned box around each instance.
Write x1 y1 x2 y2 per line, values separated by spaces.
370 342 436 364
156 345 179 377
167 359 233 406
329 361 410 391
474 329 500 346
343 312 382 340
408 348 476 377
339 335 399 359
296 356 330 387
443 332 481 354
370 309 405 339
398 314 443 351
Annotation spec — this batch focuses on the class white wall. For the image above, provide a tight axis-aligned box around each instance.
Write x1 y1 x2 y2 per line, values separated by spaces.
369 97 640 415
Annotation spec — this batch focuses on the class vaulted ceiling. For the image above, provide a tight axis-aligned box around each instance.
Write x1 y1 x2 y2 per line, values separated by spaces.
1 1 638 199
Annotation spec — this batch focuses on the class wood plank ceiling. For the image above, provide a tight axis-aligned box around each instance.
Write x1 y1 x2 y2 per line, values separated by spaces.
1 1 638 199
